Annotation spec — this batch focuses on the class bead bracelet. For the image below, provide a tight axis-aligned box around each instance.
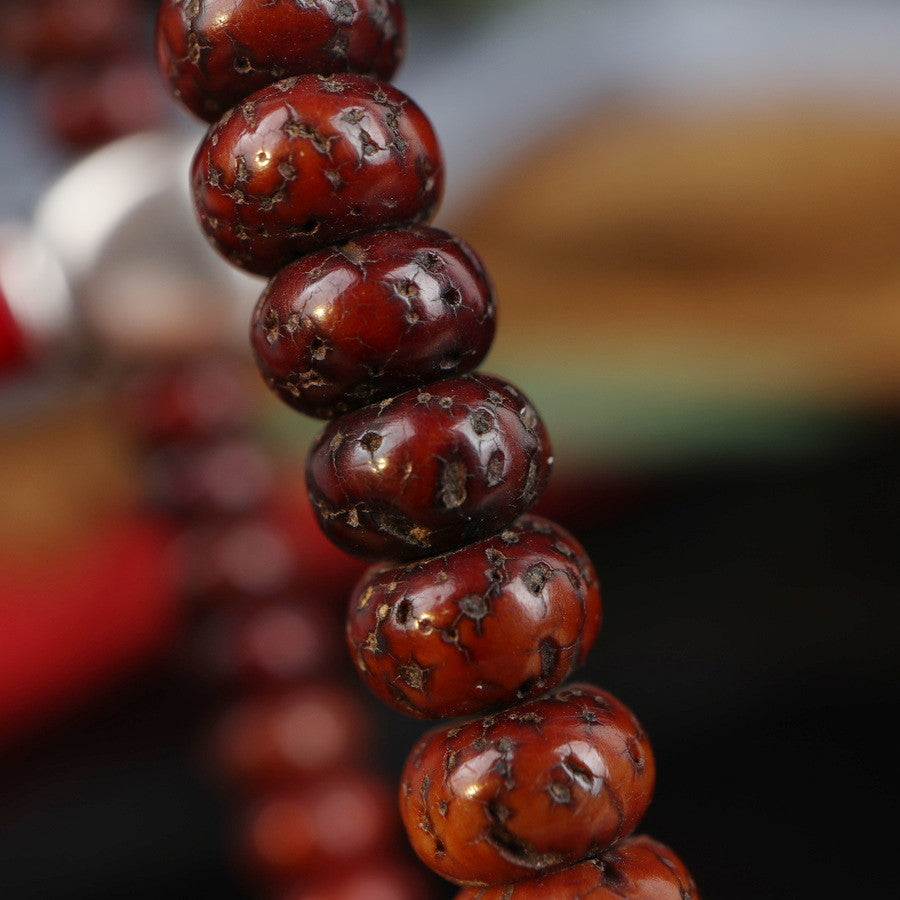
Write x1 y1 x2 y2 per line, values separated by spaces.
155 1 699 894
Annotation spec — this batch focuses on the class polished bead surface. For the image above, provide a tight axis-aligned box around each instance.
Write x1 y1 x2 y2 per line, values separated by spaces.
347 515 601 718
243 772 396 879
399 684 655 887
251 226 495 418
213 683 371 789
307 374 553 561
156 0 406 122
192 74 443 276
453 835 700 900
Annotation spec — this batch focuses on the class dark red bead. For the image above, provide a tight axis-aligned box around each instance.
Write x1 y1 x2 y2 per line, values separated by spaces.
212 683 371 789
242 772 396 880
306 374 553 561
191 74 443 276
251 226 495 418
347 515 601 718
453 835 700 900
399 683 655 887
156 0 406 123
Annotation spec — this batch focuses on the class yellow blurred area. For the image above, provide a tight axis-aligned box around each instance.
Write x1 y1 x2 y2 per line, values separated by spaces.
455 104 900 463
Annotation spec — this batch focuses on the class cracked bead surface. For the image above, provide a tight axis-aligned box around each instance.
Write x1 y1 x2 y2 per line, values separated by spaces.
453 835 699 900
399 683 655 887
347 515 601 718
156 0 406 123
191 73 443 276
306 374 553 561
251 226 495 418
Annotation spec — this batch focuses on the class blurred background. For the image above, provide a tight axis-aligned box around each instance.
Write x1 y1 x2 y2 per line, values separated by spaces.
1 0 898 897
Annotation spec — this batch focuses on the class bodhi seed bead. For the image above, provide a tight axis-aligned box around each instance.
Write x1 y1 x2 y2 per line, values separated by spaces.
191 73 443 276
306 373 553 561
347 515 602 719
251 226 496 419
156 0 407 122
399 683 655 887
452 835 700 900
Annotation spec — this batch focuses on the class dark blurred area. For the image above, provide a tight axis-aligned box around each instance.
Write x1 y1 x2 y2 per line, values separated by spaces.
2 0 898 898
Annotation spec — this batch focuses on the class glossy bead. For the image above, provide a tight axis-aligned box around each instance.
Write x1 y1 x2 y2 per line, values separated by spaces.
307 374 553 561
347 515 601 718
156 0 406 123
243 773 396 880
192 74 443 276
212 683 371 789
399 684 655 887
251 226 495 418
453 835 700 900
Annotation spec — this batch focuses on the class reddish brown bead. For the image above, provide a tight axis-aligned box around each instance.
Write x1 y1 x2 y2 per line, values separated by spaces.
251 226 495 418
243 772 396 880
156 0 406 123
453 835 700 900
306 374 553 561
212 683 371 789
399 683 655 887
191 74 443 276
347 515 601 718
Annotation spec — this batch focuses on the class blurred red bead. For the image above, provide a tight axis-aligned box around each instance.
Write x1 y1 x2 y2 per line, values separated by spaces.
251 226 496 418
193 599 344 688
156 0 406 123
453 835 700 900
280 859 436 900
121 359 253 445
307 374 553 561
177 517 298 606
212 683 371 790
36 57 166 151
242 772 396 881
142 436 275 519
400 684 655 887
0 0 140 68
347 515 602 718
191 74 443 276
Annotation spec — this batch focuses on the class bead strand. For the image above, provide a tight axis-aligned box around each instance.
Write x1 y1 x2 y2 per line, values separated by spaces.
124 356 437 898
154 1 698 894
